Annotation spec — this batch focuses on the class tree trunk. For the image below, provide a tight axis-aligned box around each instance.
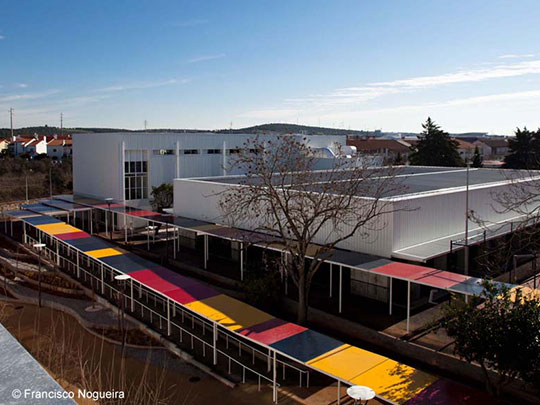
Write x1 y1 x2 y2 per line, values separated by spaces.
297 270 308 324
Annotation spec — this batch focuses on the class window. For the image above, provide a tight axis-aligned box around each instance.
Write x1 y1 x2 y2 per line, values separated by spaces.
207 149 222 154
228 149 240 154
183 149 199 155
124 150 149 200
152 149 175 155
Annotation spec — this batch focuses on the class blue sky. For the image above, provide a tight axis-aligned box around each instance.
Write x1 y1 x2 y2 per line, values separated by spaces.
1 0 540 134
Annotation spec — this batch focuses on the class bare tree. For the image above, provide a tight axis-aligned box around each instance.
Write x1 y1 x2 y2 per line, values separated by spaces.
218 135 405 324
471 170 540 278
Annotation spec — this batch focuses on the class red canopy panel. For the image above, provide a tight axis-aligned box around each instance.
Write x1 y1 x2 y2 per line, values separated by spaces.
238 318 307 345
128 209 161 217
372 262 438 280
56 231 91 240
416 271 470 289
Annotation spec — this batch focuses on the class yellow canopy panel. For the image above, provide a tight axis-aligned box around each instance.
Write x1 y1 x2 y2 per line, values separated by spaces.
350 359 438 404
508 285 540 302
186 294 274 331
307 344 388 381
86 248 124 259
36 223 80 235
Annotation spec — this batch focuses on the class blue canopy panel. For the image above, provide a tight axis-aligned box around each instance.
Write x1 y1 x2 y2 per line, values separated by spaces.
99 253 157 273
64 237 113 251
270 328 343 363
3 210 40 219
24 215 63 226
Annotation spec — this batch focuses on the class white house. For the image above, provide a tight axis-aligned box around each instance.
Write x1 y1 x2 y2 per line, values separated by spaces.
8 135 47 157
47 136 72 160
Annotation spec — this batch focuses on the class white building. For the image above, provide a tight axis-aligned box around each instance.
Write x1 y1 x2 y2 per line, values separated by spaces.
173 166 540 267
73 132 348 207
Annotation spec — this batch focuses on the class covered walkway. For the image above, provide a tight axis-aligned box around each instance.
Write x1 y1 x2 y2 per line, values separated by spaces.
3 208 497 404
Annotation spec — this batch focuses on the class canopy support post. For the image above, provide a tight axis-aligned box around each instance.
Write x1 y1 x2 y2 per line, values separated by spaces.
173 228 177 259
204 234 208 269
272 350 277 403
213 323 218 365
407 280 411 333
101 264 105 294
339 265 343 313
389 277 393 315
240 242 244 281
329 263 333 298
337 380 341 405
167 298 171 336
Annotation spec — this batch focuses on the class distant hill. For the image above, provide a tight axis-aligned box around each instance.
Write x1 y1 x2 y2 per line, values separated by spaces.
0 123 507 139
216 123 374 136
0 123 377 138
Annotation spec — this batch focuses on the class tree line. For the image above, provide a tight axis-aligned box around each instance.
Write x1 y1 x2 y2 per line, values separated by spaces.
409 117 538 170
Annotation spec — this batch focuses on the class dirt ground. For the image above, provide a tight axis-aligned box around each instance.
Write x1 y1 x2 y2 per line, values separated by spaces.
0 301 279 405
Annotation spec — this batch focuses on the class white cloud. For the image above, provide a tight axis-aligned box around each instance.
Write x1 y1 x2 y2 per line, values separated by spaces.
187 54 225 64
285 59 540 109
96 78 187 92
499 53 535 59
16 83 28 88
0 35 4 40
0 89 59 103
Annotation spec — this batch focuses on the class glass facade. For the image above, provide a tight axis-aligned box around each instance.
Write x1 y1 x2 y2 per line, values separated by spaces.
124 150 148 200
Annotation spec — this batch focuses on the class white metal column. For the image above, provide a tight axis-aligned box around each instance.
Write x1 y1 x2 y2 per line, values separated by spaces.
389 277 393 315
167 298 171 336
204 234 208 269
101 264 105 294
213 323 218 365
272 350 277 403
240 242 244 281
176 141 180 178
173 228 176 259
329 263 333 298
76 251 80 278
338 265 343 313
406 280 411 333
130 278 134 312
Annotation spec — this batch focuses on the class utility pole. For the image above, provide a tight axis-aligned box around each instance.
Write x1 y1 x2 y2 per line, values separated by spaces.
60 113 64 136
464 162 470 276
9 108 14 138
144 120 147 131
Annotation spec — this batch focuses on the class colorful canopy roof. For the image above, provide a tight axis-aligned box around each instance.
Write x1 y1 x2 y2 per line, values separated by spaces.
8 209 493 404
51 195 513 297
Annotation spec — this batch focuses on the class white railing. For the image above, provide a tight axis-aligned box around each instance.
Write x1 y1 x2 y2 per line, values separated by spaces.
22 232 322 402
